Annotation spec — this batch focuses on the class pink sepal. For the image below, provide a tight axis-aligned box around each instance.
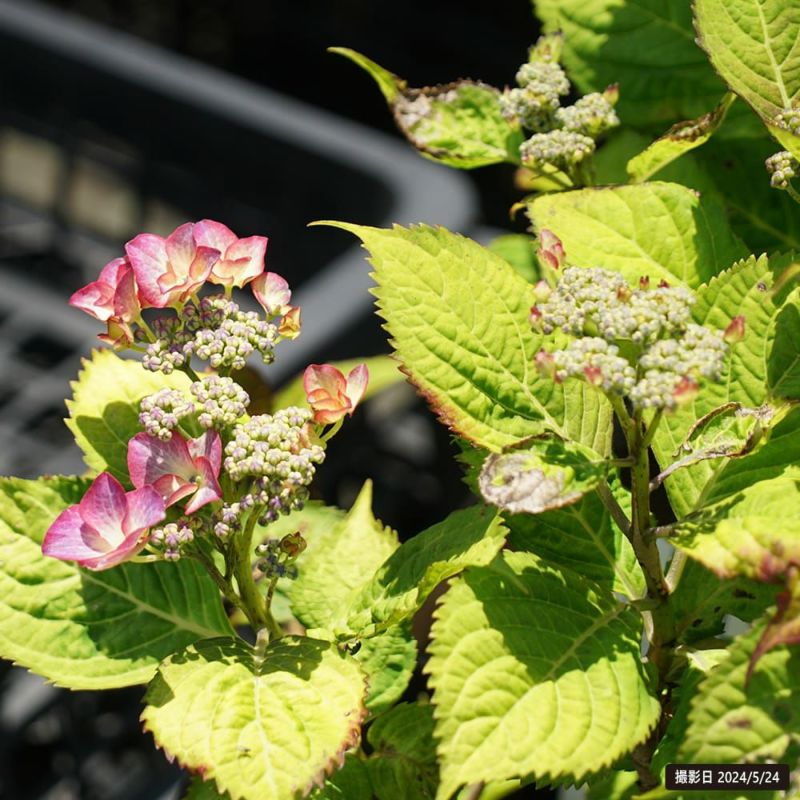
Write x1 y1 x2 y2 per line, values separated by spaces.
303 363 370 424
42 473 165 571
252 272 291 315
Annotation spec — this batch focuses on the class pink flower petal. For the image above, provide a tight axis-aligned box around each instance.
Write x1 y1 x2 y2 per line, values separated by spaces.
78 473 127 544
304 364 347 399
187 431 222 475
211 236 267 287
69 281 116 321
83 529 150 571
252 271 290 315
194 219 238 254
125 233 169 308
344 364 369 414
122 486 166 535
165 223 198 275
183 456 222 514
128 432 195 488
113 262 141 322
42 506 109 563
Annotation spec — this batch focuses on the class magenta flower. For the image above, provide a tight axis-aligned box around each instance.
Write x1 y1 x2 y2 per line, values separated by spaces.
42 473 165 570
252 271 292 315
303 363 369 424
127 430 223 514
70 257 141 347
125 223 220 308
193 219 268 288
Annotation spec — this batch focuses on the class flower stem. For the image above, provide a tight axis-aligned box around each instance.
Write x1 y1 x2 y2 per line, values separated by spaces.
233 511 270 632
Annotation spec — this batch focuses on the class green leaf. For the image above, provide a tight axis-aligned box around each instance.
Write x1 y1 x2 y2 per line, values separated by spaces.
506 481 644 598
318 222 613 454
332 48 521 168
286 481 398 631
478 435 607 515
651 255 782 517
675 620 800 765
342 505 507 639
66 349 193 484
526 182 747 288
627 94 735 182
671 470 800 582
768 290 800 398
657 401 777 486
355 624 417 716
486 234 541 284
366 702 439 800
273 355 405 412
585 771 639 800
143 636 366 800
184 778 231 800
427 552 659 797
532 0 725 126
670 559 776 644
309 756 373 800
702 404 800 505
694 0 800 122
0 477 232 689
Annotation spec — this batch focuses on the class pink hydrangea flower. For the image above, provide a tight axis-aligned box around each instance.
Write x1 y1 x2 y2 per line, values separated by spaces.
252 271 292 315
125 223 220 308
193 219 268 288
70 257 141 347
42 473 165 571
303 363 369 424
127 430 223 514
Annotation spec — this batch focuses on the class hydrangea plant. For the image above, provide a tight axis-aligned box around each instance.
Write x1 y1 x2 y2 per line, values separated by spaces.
2 1 800 800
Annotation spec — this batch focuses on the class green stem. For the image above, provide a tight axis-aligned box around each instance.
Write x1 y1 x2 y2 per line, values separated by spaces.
190 548 248 616
665 550 688 593
233 511 270 632
595 480 631 536
624 406 675 791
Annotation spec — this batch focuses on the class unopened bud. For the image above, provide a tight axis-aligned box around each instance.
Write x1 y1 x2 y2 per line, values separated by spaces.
723 315 746 344
616 285 632 302
537 229 566 271
279 306 301 340
583 365 604 386
280 532 307 557
533 280 552 303
529 305 544 329
603 83 620 106
639 276 650 290
673 377 699 406
534 349 557 379
658 279 670 288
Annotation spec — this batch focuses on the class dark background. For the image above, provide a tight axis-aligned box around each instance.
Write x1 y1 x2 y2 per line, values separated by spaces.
43 0 541 227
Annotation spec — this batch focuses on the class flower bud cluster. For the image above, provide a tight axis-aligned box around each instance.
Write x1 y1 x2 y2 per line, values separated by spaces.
143 294 281 374
533 267 694 345
775 107 800 136
500 62 570 131
500 38 619 175
190 375 250 429
533 267 730 410
766 150 799 190
149 520 195 561
551 338 636 395
555 93 619 138
520 130 596 173
212 502 242 540
223 408 325 522
256 532 307 580
139 389 195 440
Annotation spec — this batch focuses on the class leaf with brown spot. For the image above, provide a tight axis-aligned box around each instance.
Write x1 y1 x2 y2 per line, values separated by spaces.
627 93 736 182
479 435 607 515
331 47 523 168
